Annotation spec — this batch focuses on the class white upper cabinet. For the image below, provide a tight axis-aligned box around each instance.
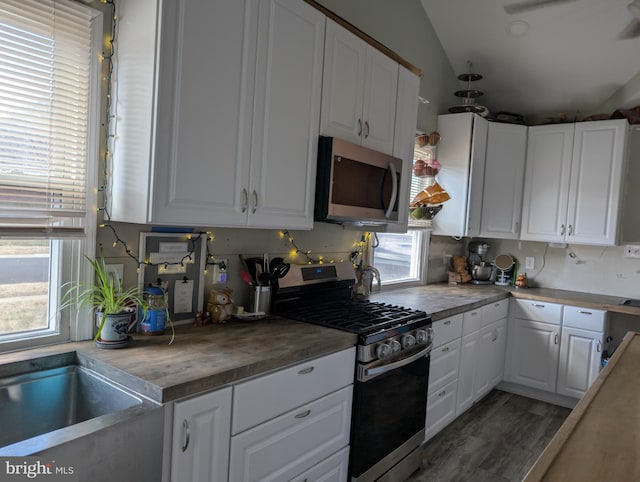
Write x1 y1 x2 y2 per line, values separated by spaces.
479 122 528 239
320 19 398 155
521 119 628 245
387 66 420 233
430 113 489 238
112 0 325 229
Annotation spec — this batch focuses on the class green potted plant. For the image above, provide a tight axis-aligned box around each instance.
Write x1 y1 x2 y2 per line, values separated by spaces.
61 254 174 347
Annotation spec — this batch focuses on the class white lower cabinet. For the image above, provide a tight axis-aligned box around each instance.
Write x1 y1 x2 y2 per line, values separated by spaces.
167 347 355 482
425 299 508 442
505 300 607 401
170 387 232 482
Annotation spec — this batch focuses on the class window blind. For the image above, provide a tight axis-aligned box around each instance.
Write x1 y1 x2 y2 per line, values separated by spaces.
0 0 95 237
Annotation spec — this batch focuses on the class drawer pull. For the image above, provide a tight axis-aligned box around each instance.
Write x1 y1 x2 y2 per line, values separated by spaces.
532 303 545 308
470 311 478 316
181 419 190 452
442 347 450 352
596 340 602 353
578 310 593 315
554 333 559 345
295 409 311 419
443 320 451 325
438 390 446 397
298 366 314 375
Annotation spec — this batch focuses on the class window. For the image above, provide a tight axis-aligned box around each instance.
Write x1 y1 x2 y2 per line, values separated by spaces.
372 229 429 286
0 0 102 351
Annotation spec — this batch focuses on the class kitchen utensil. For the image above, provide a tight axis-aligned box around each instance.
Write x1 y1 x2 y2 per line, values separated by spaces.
240 270 254 285
255 264 264 286
270 262 290 282
258 271 271 286
248 285 271 314
269 257 284 273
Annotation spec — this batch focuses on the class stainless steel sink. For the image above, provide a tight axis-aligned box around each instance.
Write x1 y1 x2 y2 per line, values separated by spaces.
0 364 144 448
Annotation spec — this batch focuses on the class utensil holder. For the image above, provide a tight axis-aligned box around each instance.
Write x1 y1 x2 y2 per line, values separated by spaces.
248 286 271 314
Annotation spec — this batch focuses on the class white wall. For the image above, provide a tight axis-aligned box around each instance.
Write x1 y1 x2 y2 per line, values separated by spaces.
474 238 640 299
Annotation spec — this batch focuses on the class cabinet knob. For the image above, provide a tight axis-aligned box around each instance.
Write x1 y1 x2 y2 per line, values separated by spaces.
442 346 450 352
568 224 573 236
438 390 446 397
181 419 190 452
554 333 559 345
560 224 566 235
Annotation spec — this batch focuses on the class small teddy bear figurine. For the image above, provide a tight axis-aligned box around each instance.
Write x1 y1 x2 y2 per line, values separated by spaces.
206 288 235 323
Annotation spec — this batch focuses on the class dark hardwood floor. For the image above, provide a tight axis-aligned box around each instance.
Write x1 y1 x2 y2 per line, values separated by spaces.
407 390 572 482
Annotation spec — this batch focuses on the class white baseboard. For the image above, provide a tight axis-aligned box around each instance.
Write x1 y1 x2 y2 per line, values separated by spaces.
496 381 579 409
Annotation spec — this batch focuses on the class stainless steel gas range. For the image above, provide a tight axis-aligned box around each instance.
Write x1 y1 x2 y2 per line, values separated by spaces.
273 262 433 482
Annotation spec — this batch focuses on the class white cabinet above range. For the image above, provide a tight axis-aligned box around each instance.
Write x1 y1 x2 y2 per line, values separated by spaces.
320 19 399 155
112 0 325 229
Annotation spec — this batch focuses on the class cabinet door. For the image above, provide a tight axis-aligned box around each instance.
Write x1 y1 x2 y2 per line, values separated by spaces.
479 122 527 239
566 119 628 245
320 19 367 145
456 330 481 415
520 124 574 242
557 327 604 399
484 318 507 393
431 113 487 238
387 66 420 233
361 46 398 154
152 0 257 226
170 387 232 482
248 0 325 229
506 318 560 392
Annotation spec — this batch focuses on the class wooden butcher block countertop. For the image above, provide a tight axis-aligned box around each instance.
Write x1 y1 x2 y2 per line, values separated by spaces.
0 317 357 404
524 331 640 481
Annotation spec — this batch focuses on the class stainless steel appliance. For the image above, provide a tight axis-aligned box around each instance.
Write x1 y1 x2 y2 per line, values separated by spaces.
315 136 404 227
273 262 432 482
468 241 495 284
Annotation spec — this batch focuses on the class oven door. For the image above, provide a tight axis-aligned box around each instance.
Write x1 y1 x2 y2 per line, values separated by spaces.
350 345 430 481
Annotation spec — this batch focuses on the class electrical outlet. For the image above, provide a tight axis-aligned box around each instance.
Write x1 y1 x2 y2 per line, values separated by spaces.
212 258 228 283
624 245 640 258
525 257 535 270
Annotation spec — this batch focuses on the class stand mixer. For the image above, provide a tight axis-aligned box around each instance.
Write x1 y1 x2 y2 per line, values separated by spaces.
468 241 495 284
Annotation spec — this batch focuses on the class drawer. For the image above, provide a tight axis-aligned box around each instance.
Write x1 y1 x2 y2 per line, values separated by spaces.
432 314 463 347
232 347 355 435
428 338 461 393
482 299 509 325
229 386 352 482
563 306 607 331
425 378 458 442
462 308 483 335
290 446 349 482
510 298 562 324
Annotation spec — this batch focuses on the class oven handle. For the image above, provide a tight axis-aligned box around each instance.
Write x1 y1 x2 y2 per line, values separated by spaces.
358 343 432 382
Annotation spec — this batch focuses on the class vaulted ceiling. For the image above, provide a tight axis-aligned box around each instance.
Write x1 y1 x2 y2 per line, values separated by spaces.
420 0 640 121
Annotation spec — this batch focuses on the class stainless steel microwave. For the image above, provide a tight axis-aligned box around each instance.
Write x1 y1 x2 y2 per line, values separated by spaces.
315 136 403 226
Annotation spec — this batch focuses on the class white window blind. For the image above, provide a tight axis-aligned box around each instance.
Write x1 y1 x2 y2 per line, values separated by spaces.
0 0 95 238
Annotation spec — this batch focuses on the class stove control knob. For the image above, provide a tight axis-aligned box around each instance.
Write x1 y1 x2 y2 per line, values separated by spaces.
402 334 416 349
415 329 428 345
389 339 401 354
376 343 393 360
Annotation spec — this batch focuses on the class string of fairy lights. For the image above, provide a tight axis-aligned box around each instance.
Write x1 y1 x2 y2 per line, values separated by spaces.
95 0 369 276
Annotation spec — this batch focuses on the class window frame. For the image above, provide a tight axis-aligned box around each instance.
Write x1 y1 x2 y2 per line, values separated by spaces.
0 0 102 353
371 227 430 290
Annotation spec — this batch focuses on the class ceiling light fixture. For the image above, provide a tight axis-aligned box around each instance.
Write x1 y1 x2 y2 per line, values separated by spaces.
507 19 530 37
